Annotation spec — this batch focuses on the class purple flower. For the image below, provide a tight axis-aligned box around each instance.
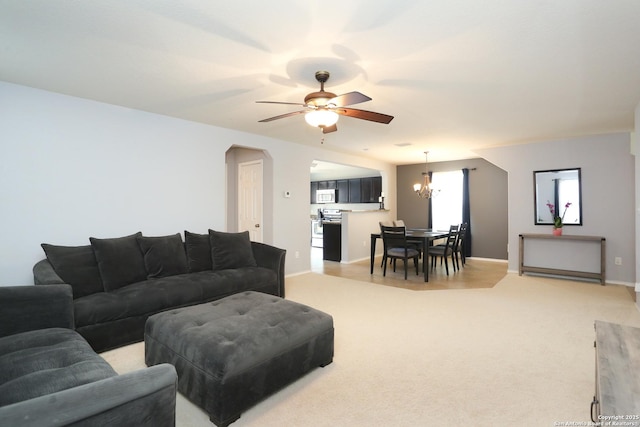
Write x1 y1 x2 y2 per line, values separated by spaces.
547 200 571 227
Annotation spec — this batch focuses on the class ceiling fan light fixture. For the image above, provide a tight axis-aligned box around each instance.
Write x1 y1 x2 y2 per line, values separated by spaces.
305 109 339 128
257 70 393 131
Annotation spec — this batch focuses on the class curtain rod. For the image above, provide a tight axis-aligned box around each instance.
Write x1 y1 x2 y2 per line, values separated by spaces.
431 167 477 172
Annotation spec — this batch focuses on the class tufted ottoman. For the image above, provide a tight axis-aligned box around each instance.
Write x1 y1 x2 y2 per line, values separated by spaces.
144 291 334 427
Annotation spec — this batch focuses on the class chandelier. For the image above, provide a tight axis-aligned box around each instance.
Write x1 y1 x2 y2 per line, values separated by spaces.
413 151 439 198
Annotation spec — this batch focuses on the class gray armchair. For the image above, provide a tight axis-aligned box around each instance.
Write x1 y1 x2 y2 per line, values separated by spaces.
0 284 178 427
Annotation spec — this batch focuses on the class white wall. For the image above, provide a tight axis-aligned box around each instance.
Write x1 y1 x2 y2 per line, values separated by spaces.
0 82 396 284
477 133 635 285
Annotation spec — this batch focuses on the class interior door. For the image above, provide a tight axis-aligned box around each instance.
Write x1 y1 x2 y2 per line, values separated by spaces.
238 160 263 242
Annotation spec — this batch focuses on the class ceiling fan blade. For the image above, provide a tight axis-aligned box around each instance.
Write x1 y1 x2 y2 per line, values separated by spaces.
322 124 338 134
256 100 305 106
258 110 306 122
329 91 371 107
336 107 394 124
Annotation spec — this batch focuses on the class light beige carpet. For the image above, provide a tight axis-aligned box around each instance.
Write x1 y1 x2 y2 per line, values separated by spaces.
101 273 640 426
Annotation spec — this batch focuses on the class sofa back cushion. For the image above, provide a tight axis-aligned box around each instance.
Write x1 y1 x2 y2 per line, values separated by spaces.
184 231 212 272
208 229 257 270
137 234 188 279
90 232 147 291
40 244 104 298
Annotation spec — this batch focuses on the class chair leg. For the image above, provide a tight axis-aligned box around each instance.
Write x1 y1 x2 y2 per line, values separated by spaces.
383 256 387 276
403 258 408 280
444 256 449 275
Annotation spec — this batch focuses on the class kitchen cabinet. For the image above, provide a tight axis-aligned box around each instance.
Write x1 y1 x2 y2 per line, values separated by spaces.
337 180 349 203
310 181 318 204
348 179 361 203
360 176 382 203
317 180 336 190
322 222 341 261
311 176 381 204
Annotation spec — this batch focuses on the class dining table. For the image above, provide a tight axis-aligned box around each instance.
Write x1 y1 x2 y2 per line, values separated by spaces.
370 228 450 282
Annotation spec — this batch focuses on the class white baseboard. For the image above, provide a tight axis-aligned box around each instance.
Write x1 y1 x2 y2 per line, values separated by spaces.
285 269 311 278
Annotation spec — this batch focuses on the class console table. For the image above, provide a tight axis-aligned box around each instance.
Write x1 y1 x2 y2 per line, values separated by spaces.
518 233 606 285
592 321 640 422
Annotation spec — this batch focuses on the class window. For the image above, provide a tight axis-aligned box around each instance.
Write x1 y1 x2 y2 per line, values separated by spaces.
431 170 463 231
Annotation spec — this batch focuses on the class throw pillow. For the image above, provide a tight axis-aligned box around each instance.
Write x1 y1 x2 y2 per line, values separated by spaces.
184 230 212 272
40 244 104 298
208 229 257 270
137 233 188 279
89 232 147 291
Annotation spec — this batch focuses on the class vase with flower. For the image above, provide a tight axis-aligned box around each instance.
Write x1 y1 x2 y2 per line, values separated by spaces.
546 201 572 236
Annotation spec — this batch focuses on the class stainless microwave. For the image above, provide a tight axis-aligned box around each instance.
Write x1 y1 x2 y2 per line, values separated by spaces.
316 189 336 204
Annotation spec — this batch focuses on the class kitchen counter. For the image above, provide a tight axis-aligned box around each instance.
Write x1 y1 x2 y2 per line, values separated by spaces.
339 210 392 263
338 209 390 213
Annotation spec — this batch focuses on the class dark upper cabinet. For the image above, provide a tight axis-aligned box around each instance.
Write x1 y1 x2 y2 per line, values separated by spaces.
360 178 373 203
310 181 318 204
311 176 381 204
360 176 382 203
318 180 337 190
371 176 382 201
348 179 361 203
337 180 349 203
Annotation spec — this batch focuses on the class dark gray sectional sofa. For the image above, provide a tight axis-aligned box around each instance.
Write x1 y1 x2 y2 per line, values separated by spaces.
33 230 286 353
0 284 178 426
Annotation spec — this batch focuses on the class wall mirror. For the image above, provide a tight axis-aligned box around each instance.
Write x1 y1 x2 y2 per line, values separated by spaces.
534 168 582 226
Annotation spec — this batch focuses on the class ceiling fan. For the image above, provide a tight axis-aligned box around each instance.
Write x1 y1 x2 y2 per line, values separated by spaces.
256 71 394 134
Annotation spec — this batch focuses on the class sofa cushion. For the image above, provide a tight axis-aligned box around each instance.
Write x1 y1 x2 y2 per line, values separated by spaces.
73 268 278 329
0 328 116 406
184 231 212 273
90 232 147 292
137 234 188 279
199 267 278 301
40 244 104 298
208 230 257 271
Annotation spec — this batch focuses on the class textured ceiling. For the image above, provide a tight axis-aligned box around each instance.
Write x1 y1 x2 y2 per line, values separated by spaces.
2 1 640 164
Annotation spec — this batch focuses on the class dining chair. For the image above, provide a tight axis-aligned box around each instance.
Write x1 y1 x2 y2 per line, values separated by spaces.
380 225 420 279
428 225 458 275
379 221 395 267
393 219 424 259
452 222 468 269
436 223 467 270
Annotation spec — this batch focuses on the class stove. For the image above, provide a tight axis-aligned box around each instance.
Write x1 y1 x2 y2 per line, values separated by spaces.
321 209 342 223
311 209 342 248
